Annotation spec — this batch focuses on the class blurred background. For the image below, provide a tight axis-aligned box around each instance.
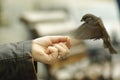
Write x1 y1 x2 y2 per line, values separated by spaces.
0 0 120 80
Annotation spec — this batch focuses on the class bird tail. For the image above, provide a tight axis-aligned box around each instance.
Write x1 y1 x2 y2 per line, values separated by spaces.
109 46 117 54
103 40 117 54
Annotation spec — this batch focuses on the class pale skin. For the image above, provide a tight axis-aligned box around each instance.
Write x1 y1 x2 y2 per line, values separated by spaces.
32 36 71 64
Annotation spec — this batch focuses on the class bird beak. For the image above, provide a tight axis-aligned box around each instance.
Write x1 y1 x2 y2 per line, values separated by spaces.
80 19 84 22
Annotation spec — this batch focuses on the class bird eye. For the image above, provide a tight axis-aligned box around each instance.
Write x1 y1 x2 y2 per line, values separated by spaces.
88 17 92 20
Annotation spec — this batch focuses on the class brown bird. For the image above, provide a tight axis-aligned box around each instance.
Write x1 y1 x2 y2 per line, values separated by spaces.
72 13 117 54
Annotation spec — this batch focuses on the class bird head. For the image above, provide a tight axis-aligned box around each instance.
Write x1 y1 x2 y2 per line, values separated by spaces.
81 14 98 23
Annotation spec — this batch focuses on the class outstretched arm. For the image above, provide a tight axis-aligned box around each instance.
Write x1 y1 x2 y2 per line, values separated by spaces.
0 36 71 80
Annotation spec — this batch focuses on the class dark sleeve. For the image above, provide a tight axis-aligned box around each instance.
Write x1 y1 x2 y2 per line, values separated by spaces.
0 41 37 80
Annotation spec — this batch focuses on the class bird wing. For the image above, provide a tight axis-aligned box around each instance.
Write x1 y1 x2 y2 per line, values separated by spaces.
97 18 110 39
73 23 103 40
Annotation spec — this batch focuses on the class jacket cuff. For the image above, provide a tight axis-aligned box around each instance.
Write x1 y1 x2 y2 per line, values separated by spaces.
23 40 32 56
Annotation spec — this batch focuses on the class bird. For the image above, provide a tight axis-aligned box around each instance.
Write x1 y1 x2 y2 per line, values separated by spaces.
71 13 117 54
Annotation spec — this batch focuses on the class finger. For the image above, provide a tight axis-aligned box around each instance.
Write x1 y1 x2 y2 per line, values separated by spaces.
53 43 70 57
58 43 70 55
37 47 58 64
47 46 60 64
65 37 71 49
47 46 58 59
49 36 71 48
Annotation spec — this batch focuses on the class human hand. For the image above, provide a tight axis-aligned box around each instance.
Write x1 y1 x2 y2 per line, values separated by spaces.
32 36 71 64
